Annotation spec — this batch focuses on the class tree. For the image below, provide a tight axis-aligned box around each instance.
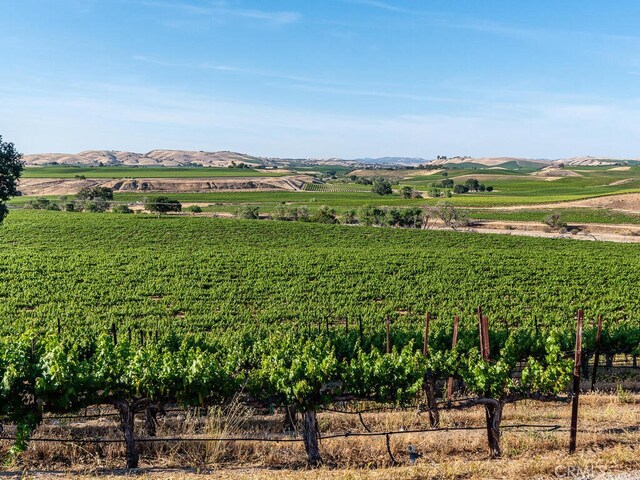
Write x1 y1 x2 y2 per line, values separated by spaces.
428 188 441 198
273 205 293 221
295 206 310 222
359 205 385 226
372 178 392 195
440 178 454 188
429 201 470 228
112 205 133 214
237 205 259 219
453 184 469 194
76 187 114 213
311 205 338 224
342 209 358 225
400 186 414 199
464 178 480 192
0 136 24 224
76 186 113 201
544 213 567 231
145 196 182 214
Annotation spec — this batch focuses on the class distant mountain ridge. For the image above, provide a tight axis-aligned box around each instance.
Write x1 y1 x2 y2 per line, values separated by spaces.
22 150 639 168
23 150 264 167
352 157 429 165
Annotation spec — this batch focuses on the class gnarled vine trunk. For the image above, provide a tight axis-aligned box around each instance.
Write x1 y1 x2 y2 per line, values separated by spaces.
283 404 298 434
302 409 321 466
424 376 440 427
114 398 150 469
605 353 614 370
483 400 503 459
114 399 139 469
145 404 158 437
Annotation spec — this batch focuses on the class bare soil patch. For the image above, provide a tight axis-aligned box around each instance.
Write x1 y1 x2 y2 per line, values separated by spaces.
532 167 582 178
486 193 640 214
608 178 635 186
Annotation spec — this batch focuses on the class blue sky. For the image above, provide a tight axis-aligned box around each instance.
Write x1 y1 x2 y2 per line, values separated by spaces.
2 1 640 158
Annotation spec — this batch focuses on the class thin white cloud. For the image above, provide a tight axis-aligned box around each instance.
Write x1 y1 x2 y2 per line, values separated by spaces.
132 55 351 87
339 0 640 44
229 9 300 25
346 0 413 14
287 84 478 104
137 0 301 25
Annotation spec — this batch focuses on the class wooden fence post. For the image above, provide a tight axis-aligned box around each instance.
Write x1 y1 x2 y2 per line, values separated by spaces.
423 313 439 427
478 311 501 458
447 315 460 402
569 309 584 454
477 307 484 357
482 315 490 359
385 315 391 354
423 313 430 356
591 314 603 392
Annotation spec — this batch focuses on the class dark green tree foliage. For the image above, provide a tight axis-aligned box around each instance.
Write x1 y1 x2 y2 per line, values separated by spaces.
145 196 182 214
75 187 114 213
400 185 414 199
311 205 339 224
372 178 393 195
238 205 260 219
112 204 133 214
0 136 23 224
76 187 114 201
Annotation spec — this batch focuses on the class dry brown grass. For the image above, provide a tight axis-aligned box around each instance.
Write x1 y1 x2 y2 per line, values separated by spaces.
2 393 638 479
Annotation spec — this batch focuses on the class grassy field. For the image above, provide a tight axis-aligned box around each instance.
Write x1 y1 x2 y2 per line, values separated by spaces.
7 393 639 478
22 166 290 178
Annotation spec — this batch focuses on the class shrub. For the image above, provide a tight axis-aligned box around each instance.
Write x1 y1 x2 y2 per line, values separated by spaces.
186 205 203 213
543 213 567 230
76 187 113 201
145 196 182 214
400 186 414 199
372 178 392 195
238 206 259 219
112 205 133 214
342 209 358 225
311 205 338 224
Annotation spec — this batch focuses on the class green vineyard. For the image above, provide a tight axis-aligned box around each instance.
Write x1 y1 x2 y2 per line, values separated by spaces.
0 210 638 466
